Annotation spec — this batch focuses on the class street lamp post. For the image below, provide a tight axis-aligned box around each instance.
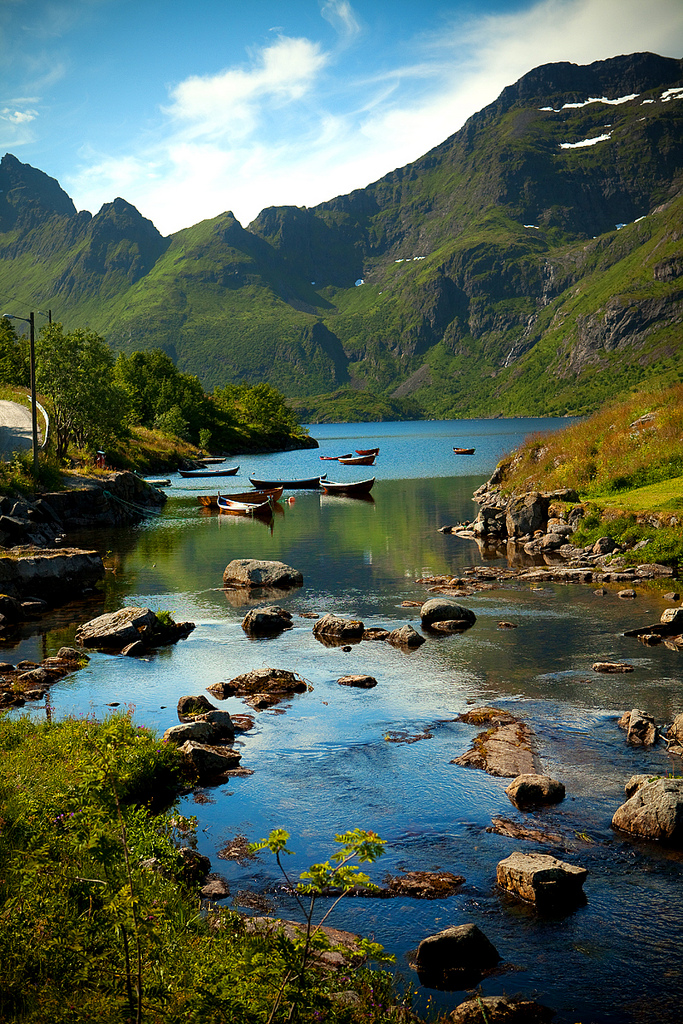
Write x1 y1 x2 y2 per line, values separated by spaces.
1 311 38 475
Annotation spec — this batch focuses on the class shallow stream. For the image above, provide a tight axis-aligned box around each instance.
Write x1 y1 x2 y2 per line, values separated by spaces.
5 419 683 1024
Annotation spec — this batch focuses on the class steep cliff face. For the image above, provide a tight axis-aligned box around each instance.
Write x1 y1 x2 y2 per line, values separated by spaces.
1 52 682 418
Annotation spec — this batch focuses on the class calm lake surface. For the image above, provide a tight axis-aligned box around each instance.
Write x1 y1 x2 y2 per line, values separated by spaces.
6 418 683 1023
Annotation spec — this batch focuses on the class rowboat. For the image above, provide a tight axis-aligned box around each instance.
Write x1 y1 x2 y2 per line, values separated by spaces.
179 465 240 478
197 486 284 508
355 447 379 456
319 453 353 461
453 447 475 455
322 477 375 495
249 475 326 489
217 495 273 516
337 454 375 466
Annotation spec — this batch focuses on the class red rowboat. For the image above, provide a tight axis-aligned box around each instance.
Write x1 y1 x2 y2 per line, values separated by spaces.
337 454 376 466
354 447 379 456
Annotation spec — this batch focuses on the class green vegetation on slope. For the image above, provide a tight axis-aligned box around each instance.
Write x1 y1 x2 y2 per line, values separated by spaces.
0 713 407 1024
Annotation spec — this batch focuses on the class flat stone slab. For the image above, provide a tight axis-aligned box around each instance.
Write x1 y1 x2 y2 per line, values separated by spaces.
497 851 587 907
452 707 537 777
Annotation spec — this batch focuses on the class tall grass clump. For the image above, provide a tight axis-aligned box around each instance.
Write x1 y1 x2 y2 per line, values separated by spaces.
498 381 683 497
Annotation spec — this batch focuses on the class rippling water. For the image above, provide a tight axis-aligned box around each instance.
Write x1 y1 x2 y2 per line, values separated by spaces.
5 419 683 1023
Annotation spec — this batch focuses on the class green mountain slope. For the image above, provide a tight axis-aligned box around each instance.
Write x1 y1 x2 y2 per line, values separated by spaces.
1 51 682 420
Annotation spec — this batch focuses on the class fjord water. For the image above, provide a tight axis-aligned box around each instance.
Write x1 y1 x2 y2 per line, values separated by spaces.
8 418 683 1024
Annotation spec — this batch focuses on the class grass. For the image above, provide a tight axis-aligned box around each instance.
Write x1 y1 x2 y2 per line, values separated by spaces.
0 712 420 1024
495 381 683 571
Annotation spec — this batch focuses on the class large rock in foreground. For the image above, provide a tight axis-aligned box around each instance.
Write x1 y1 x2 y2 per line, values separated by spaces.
223 559 303 589
612 776 683 843
415 923 500 990
75 606 194 650
497 851 587 908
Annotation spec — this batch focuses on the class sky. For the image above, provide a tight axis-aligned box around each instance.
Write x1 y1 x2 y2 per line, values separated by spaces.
1 0 682 236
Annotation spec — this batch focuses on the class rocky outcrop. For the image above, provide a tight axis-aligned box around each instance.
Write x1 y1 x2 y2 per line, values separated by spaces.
497 851 587 908
612 776 683 843
452 707 537 777
0 547 104 604
223 559 303 590
0 646 89 707
75 606 195 650
0 474 167 549
414 923 500 990
665 713 683 755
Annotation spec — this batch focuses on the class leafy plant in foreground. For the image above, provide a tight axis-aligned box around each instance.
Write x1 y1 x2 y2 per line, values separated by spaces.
250 828 393 1023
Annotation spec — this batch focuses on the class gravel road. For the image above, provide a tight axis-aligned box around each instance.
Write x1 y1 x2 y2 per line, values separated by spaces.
0 400 38 457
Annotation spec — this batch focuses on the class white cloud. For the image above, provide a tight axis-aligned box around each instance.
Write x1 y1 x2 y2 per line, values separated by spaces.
165 35 328 142
1 108 38 125
66 0 683 234
320 0 361 41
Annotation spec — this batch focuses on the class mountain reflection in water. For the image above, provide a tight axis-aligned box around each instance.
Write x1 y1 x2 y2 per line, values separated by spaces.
4 419 682 1024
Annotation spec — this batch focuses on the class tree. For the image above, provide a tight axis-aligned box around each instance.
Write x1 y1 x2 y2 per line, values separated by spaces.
113 349 215 442
36 323 129 459
0 318 29 386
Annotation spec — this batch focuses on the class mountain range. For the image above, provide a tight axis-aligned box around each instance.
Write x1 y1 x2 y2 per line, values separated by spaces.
1 51 682 422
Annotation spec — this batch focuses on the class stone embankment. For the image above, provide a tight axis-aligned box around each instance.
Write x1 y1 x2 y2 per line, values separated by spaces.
0 472 166 612
0 471 166 549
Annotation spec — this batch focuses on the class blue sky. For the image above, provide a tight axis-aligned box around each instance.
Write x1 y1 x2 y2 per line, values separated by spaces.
2 0 682 235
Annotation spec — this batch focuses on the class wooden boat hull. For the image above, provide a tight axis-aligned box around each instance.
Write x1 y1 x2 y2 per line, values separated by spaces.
319 453 353 461
354 447 379 456
453 448 475 455
179 465 240 478
198 486 283 508
322 477 375 495
217 496 272 516
249 476 325 489
337 455 375 466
